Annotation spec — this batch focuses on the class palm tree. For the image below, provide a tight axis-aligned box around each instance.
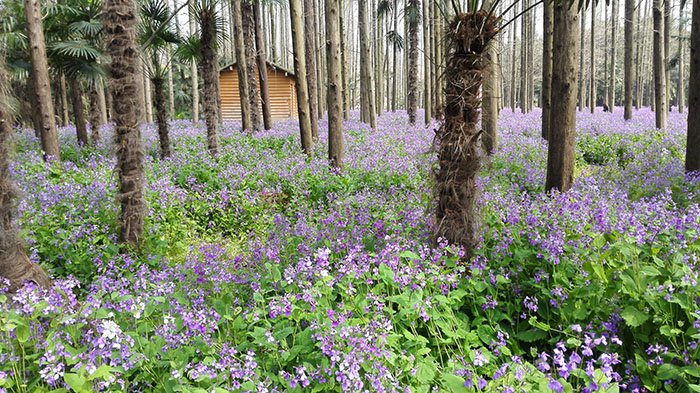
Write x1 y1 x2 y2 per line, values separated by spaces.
325 0 343 168
139 0 181 158
103 0 146 247
405 0 419 124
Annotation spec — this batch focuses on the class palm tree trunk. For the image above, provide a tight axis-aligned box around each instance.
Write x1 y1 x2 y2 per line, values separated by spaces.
289 0 314 154
685 0 699 171
200 0 220 155
60 74 70 127
303 0 320 137
243 1 262 131
104 0 146 247
69 78 89 146
325 0 343 168
653 0 667 129
24 0 59 160
624 0 635 119
405 0 419 124
188 4 200 121
546 0 580 192
152 77 171 158
88 84 102 144
359 0 377 127
542 0 553 139
254 1 273 130
422 0 431 124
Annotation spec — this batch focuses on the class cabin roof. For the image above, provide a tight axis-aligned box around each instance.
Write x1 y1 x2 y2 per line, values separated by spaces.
219 61 295 77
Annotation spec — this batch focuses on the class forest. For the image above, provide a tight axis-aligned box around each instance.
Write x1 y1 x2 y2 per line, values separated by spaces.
0 0 698 391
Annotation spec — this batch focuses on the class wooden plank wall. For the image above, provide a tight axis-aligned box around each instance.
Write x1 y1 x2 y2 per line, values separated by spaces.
219 64 298 121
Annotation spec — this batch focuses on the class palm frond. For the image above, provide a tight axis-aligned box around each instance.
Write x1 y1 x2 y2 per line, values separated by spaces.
377 0 392 18
386 30 403 51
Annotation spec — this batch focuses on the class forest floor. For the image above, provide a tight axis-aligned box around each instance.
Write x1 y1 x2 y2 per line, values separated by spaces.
1 108 698 392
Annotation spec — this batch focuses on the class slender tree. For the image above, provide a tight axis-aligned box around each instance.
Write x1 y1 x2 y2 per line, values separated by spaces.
254 1 272 130
609 0 618 111
678 4 686 113
359 0 377 127
545 0 580 192
198 0 220 155
578 7 586 111
422 0 431 124
104 0 146 247
289 0 313 154
326 0 343 168
340 4 349 120
188 4 200 120
482 0 499 152
590 2 596 112
232 0 252 132
242 1 262 131
685 0 699 172
405 0 419 124
542 0 553 140
23 0 60 160
624 0 635 119
652 0 666 129
303 0 320 137
69 78 89 146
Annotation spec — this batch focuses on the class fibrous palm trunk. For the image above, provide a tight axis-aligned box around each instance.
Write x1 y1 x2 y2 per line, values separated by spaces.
624 0 635 119
242 1 262 131
70 77 89 146
326 0 343 168
200 1 220 155
152 76 171 158
406 0 419 125
88 84 102 144
685 0 699 172
23 0 60 161
104 0 146 247
434 11 497 256
546 0 579 192
303 0 320 138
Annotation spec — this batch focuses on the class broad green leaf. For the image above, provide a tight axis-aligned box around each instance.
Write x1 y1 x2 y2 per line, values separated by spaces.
620 306 649 328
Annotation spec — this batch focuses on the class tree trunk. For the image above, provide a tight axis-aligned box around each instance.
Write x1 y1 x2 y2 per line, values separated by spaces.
546 0 580 193
664 0 670 113
590 3 596 113
678 5 686 113
435 11 497 257
304 0 320 137
325 0 343 168
686 0 699 171
510 3 517 111
254 1 273 130
340 6 349 120
359 0 377 127
482 0 498 152
200 0 220 155
69 78 89 146
624 0 635 119
60 74 70 127
376 0 385 116
610 0 618 111
242 1 262 131
653 0 667 129
88 84 102 144
152 77 171 158
422 0 431 124
143 64 153 123
104 0 146 247
578 8 586 112
391 0 398 111
24 0 59 161
188 4 200 121
167 50 175 118
406 0 419 124
232 0 252 132
542 0 553 140
289 0 314 154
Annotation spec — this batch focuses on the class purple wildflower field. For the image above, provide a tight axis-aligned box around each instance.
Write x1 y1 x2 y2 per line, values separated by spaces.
1 108 699 392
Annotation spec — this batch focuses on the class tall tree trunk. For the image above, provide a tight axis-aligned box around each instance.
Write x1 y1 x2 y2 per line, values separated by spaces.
254 1 273 130
340 5 349 120
143 64 153 122
69 78 89 146
88 84 102 144
510 3 517 111
24 0 60 160
520 0 528 112
0 58 51 292
405 0 419 124
167 50 175 118
242 1 262 131
200 0 220 155
152 77 171 158
376 0 385 116
578 8 586 112
624 0 635 119
316 0 326 118
590 3 596 112
104 0 146 247
604 3 609 106
304 0 320 137
526 3 534 112
542 0 553 140
686 0 699 171
422 0 431 124
610 0 618 111
60 74 70 127
326 0 343 168
434 12 497 256
391 0 398 111
482 0 499 152
664 0 670 113
232 0 252 132
289 0 314 154
359 0 377 127
653 0 667 129
188 5 200 121
678 5 686 113
546 0 580 192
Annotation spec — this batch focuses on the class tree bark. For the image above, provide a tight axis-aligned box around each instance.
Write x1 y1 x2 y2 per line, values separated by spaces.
624 0 635 119
340 6 349 120
610 0 618 111
376 0 385 116
542 0 553 140
188 4 200 121
143 63 153 123
664 0 670 113
359 0 377 127
232 0 252 132
653 0 667 129
686 0 699 172
406 0 419 124
60 74 70 127
482 0 499 152
422 0 431 124
326 0 343 168
304 0 320 137
289 0 314 154
242 1 262 131
104 0 146 247
590 3 596 113
88 84 102 144
254 1 273 130
546 1 580 193
152 77 171 158
678 5 686 113
391 0 398 111
578 8 586 112
24 0 60 161
200 0 220 155
69 78 89 146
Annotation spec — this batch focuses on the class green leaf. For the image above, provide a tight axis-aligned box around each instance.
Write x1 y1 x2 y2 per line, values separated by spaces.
620 306 649 328
399 251 420 260
64 373 92 393
688 384 700 392
87 365 114 381
415 360 437 384
656 364 680 380
516 328 547 342
640 266 661 277
442 373 466 392
15 323 29 343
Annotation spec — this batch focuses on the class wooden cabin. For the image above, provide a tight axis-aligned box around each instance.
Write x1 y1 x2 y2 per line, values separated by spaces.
219 62 297 121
